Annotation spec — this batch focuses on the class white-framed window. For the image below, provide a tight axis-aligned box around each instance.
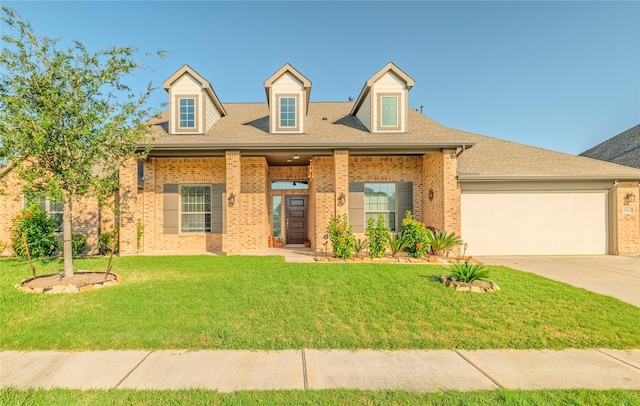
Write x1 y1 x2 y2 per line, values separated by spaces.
365 183 396 231
279 97 296 128
24 196 63 232
180 185 211 232
380 96 398 127
179 98 196 128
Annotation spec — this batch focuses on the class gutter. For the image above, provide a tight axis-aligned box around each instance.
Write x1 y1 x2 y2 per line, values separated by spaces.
457 174 640 182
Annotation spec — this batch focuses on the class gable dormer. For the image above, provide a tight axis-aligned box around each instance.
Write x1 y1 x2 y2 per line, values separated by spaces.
264 64 312 134
350 62 414 133
163 65 226 135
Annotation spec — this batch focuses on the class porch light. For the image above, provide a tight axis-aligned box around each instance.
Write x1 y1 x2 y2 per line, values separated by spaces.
625 192 636 204
228 193 235 207
338 192 346 206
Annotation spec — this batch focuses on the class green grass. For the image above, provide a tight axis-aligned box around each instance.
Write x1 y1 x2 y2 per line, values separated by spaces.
1 256 639 350
2 388 639 406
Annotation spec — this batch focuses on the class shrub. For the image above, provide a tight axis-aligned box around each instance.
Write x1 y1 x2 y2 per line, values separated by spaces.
326 214 355 259
449 261 490 283
365 214 390 258
388 233 408 257
99 228 119 255
10 204 58 257
353 238 369 258
401 211 430 258
428 230 463 256
71 234 87 257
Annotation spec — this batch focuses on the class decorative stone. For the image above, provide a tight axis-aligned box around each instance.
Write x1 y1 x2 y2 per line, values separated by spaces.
80 285 95 292
456 286 471 292
93 283 104 289
51 285 66 294
103 280 115 287
20 286 32 293
470 286 484 293
62 284 79 294
491 283 501 291
32 287 44 294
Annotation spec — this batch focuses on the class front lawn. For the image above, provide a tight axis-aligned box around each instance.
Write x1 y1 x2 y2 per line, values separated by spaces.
1 256 639 350
2 388 639 406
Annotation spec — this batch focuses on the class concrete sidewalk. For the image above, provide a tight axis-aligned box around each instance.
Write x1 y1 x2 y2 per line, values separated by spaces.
1 349 639 392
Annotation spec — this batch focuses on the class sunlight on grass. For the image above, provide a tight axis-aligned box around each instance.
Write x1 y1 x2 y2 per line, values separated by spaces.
1 256 639 351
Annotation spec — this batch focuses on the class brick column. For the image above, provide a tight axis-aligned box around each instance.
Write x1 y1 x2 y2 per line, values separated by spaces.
223 150 241 254
118 157 138 255
334 149 349 217
615 182 640 254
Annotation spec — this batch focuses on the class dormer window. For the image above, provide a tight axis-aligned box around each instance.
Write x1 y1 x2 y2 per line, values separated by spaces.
179 98 196 128
380 95 399 128
278 95 298 131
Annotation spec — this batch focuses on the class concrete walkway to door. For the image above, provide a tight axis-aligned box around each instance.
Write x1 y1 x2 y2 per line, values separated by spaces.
476 255 640 307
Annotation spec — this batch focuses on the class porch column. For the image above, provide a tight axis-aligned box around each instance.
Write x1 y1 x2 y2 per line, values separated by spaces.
334 149 349 217
223 150 241 254
615 181 640 254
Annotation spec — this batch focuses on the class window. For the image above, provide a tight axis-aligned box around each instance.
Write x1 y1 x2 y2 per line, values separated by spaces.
24 196 63 232
179 98 195 128
381 96 398 127
272 196 282 238
271 181 308 190
365 183 396 230
181 185 211 232
279 97 296 128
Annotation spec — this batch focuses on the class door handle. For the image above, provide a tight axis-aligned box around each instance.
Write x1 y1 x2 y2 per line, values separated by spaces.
286 218 289 230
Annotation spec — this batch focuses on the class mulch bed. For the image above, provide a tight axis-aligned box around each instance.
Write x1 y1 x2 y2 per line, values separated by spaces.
22 272 117 290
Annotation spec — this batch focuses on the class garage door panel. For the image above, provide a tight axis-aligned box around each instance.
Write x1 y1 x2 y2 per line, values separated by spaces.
461 192 607 255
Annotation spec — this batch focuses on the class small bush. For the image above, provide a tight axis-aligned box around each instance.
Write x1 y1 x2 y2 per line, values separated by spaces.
353 238 369 258
428 230 463 255
401 211 430 258
71 234 87 257
388 233 408 257
326 214 355 259
99 228 119 255
10 204 58 257
450 261 490 283
365 214 390 258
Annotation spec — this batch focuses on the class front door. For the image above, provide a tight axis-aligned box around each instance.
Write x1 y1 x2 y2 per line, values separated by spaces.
286 196 307 244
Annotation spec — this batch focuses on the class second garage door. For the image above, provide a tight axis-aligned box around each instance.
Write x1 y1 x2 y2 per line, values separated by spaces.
460 191 608 256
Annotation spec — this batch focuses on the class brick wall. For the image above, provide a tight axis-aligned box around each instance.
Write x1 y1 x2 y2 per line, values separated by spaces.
224 151 242 254
0 170 23 255
310 156 335 250
240 157 269 249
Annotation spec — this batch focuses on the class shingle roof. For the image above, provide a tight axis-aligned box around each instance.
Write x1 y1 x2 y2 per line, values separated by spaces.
147 103 640 180
579 124 640 170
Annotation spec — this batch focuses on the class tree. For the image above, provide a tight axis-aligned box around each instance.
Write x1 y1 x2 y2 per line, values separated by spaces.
0 7 164 276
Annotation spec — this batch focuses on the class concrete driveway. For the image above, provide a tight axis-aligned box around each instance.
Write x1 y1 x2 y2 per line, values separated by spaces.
476 255 640 307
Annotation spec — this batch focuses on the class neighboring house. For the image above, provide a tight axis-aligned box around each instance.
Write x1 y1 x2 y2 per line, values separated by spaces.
580 124 640 169
0 165 116 256
113 63 640 257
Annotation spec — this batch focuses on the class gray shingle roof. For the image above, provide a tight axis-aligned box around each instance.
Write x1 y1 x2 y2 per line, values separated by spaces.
147 103 640 180
579 124 640 170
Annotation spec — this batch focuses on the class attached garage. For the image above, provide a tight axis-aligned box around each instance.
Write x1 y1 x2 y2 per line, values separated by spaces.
460 189 609 256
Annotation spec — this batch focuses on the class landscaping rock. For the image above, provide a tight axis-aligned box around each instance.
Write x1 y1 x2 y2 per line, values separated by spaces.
63 284 79 294
80 285 95 292
32 287 44 294
51 285 66 294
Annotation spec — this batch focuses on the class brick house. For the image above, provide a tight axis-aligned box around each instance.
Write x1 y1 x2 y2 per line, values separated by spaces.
3 62 639 256
115 63 640 256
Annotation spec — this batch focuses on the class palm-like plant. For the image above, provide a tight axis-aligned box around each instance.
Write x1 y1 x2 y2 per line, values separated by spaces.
353 238 369 258
427 230 462 255
449 262 490 283
388 233 407 257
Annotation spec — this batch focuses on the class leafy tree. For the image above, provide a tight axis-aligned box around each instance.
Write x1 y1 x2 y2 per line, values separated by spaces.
0 7 164 276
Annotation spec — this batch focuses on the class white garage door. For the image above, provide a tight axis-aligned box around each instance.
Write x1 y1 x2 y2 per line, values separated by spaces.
461 191 607 255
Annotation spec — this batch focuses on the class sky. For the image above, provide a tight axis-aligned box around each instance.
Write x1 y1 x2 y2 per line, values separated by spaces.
2 1 639 156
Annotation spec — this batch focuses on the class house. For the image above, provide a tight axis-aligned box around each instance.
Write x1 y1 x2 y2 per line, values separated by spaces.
2 62 639 257
0 165 116 255
580 124 640 169
112 63 640 257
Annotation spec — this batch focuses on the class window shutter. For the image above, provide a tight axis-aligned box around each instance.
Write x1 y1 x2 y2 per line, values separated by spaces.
349 182 365 233
163 184 179 234
211 184 226 234
397 182 413 232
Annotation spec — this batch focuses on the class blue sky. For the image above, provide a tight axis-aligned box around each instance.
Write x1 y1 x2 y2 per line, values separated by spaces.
3 1 639 155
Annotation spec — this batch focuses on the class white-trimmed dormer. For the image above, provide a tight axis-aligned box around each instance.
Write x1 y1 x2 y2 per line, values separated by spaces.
264 64 311 134
350 62 414 133
163 65 226 135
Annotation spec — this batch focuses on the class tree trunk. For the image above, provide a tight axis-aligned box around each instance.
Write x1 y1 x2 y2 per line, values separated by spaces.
63 197 74 277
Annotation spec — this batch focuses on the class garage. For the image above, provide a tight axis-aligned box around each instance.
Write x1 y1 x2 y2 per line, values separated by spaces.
460 190 608 255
